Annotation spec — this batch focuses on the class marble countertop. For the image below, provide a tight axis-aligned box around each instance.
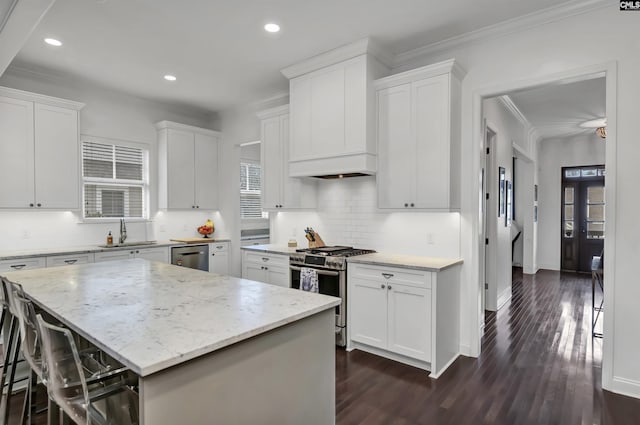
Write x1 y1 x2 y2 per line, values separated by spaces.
347 253 463 272
240 244 299 255
0 240 230 261
4 259 340 377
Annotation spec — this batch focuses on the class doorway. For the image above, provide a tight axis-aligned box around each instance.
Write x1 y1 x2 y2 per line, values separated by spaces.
561 165 605 272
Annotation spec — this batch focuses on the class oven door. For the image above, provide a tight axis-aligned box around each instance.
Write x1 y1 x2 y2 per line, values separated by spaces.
289 265 345 327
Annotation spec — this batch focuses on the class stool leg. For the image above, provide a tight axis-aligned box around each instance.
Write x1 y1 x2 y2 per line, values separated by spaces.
5 323 22 425
1 317 18 424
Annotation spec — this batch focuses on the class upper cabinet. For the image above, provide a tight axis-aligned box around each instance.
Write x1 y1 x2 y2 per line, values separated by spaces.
281 38 390 178
258 105 316 210
375 60 464 211
0 87 83 210
156 121 220 210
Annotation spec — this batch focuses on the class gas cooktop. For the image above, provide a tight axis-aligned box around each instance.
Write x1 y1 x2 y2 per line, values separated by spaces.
295 246 376 257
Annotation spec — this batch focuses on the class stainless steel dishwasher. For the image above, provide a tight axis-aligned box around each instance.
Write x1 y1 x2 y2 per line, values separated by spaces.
171 245 209 271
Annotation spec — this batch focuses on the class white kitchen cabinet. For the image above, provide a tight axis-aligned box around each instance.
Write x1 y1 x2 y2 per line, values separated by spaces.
349 264 432 362
281 39 390 177
0 257 46 273
156 121 220 210
208 241 229 275
348 261 461 378
375 59 464 211
45 253 94 268
94 246 169 263
241 250 289 288
0 88 83 210
258 105 316 210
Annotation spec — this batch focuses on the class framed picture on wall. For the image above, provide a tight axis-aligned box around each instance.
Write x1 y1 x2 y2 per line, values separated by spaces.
499 167 506 216
506 180 513 226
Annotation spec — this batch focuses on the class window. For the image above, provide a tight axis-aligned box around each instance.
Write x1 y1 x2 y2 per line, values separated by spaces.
240 162 266 219
82 140 149 219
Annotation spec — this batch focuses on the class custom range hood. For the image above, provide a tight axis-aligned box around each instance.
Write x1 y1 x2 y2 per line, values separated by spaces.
281 38 391 178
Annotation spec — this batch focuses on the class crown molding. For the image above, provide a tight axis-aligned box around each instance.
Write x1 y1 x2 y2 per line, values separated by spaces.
497 95 532 129
281 37 393 79
250 91 289 111
394 0 609 67
374 59 465 89
0 85 85 110
154 120 221 137
256 104 289 120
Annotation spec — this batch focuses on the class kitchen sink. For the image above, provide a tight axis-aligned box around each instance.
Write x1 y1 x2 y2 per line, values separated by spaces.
99 241 158 248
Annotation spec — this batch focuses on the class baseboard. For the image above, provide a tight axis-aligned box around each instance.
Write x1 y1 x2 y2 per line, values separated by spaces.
607 376 640 399
497 286 512 310
430 353 461 379
459 343 472 357
536 263 560 271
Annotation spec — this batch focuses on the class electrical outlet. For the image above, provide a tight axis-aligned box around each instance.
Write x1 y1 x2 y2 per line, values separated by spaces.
426 233 435 245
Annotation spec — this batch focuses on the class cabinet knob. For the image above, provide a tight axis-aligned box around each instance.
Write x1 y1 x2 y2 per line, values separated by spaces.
29 203 34 207
410 203 415 207
264 266 268 271
380 284 386 289
388 285 392 290
196 205 200 209
136 250 140 254
192 206 195 209
211 253 215 256
130 251 135 254
404 203 408 207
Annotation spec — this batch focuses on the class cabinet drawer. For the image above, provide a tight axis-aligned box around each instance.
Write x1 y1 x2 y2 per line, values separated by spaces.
46 253 94 268
244 252 289 268
0 257 46 273
210 242 229 253
348 264 431 289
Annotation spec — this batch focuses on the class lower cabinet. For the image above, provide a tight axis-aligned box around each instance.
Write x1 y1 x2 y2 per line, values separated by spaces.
45 253 94 268
349 264 432 362
241 250 289 288
209 242 229 275
94 247 169 263
347 262 460 378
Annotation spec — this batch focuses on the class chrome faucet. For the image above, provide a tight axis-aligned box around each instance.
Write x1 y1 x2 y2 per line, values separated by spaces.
119 218 127 244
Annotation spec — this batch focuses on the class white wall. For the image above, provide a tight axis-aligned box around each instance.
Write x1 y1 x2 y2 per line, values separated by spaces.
395 5 636 396
271 177 461 258
0 67 232 252
482 97 526 310
537 132 605 270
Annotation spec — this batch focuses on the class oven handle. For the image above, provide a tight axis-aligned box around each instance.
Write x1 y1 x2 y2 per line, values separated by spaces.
289 265 340 277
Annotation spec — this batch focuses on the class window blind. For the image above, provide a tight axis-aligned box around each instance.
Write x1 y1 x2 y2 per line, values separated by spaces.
240 162 264 219
82 141 148 219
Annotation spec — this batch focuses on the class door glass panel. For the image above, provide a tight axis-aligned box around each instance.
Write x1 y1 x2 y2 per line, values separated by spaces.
581 168 598 177
588 205 605 220
564 221 574 238
564 187 574 204
587 222 605 239
565 169 580 178
587 186 605 204
564 205 574 220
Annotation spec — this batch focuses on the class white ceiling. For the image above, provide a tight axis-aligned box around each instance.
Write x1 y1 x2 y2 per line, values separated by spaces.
11 0 584 113
507 77 606 140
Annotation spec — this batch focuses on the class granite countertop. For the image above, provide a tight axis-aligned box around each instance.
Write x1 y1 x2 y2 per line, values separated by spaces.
0 239 231 261
347 253 463 272
4 259 340 377
240 244 298 255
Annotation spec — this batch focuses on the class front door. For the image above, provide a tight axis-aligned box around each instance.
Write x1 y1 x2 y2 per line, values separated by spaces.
561 166 605 272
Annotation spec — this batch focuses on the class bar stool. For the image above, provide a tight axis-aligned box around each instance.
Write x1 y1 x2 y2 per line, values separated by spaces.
36 315 139 425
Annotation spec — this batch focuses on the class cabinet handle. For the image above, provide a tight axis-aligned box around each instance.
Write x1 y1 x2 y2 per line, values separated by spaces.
216 245 223 249
64 259 77 265
10 264 26 270
262 257 269 262
380 284 386 289
388 285 392 290
381 273 394 279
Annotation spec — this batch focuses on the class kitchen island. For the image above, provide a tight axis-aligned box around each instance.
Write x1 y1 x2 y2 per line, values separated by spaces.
4 259 340 425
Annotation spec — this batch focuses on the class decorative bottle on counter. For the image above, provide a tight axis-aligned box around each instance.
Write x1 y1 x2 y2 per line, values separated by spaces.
107 231 113 245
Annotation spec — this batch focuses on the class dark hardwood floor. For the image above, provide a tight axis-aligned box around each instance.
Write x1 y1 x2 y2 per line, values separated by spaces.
336 268 640 425
6 269 640 424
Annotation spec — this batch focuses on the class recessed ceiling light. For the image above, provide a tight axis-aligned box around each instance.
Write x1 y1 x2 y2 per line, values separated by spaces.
164 75 177 82
44 38 62 47
264 23 280 33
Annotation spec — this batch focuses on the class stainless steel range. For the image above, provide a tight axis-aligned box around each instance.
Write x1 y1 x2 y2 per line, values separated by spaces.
290 246 376 347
